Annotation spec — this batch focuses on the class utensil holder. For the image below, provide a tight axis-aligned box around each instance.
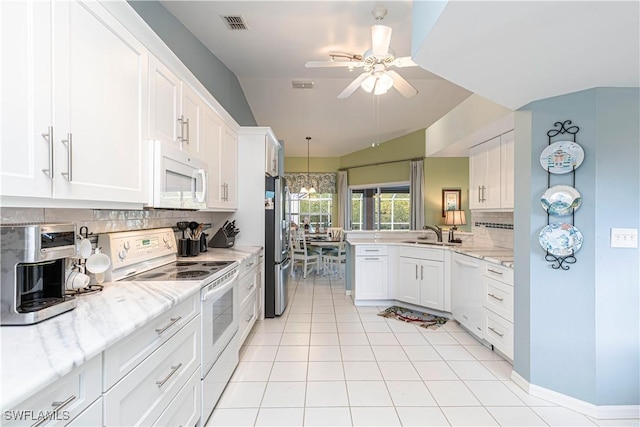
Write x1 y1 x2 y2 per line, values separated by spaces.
189 239 200 257
208 228 235 248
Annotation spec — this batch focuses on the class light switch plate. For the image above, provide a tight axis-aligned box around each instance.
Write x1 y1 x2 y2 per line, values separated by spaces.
610 228 638 248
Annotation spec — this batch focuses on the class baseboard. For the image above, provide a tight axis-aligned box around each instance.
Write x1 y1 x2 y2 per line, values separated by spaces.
510 370 640 420
345 290 352 296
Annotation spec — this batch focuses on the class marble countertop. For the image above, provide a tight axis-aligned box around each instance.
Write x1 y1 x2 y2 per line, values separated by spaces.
0 245 262 410
347 238 514 269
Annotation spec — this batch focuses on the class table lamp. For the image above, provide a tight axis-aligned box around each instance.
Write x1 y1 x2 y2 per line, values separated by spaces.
444 210 466 243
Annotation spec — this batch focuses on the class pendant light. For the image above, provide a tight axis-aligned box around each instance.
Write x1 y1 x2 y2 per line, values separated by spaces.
300 136 316 194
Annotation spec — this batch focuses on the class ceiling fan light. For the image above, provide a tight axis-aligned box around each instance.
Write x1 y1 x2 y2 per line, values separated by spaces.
378 73 393 90
360 75 377 93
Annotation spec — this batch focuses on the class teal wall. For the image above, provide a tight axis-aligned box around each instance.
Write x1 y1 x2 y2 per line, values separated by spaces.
128 1 257 126
514 88 640 405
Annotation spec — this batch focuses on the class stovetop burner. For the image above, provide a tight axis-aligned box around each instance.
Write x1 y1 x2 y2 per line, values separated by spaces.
171 270 211 279
119 260 236 282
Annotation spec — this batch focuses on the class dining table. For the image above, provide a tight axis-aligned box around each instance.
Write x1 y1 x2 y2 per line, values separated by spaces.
304 234 342 274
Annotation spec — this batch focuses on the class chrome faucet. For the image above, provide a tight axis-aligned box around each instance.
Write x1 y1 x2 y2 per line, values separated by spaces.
422 225 443 242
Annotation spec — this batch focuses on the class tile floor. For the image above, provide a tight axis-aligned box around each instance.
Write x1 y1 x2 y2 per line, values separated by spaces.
207 273 639 427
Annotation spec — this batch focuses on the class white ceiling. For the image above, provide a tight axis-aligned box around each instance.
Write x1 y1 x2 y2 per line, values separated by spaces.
160 1 639 158
160 0 472 157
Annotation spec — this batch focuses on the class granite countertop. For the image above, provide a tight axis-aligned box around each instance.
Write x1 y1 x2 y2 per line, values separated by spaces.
347 238 514 269
0 245 262 410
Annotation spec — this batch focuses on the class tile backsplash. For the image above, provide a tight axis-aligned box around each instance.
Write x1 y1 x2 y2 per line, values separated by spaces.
471 211 514 249
0 207 233 240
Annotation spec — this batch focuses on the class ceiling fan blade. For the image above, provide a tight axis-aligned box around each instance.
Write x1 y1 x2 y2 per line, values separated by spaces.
371 24 392 57
387 70 418 98
337 72 371 99
305 60 363 68
392 56 418 68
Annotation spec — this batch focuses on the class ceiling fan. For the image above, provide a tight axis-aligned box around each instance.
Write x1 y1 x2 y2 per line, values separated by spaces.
305 7 418 99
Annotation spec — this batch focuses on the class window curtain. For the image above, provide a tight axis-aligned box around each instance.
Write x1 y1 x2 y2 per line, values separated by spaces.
284 172 336 194
410 160 425 230
337 170 349 229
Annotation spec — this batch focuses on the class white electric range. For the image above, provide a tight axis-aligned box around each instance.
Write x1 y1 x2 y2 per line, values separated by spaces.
99 228 240 426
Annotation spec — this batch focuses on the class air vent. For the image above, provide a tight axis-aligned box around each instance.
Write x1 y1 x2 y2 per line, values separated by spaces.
292 81 315 89
221 15 248 30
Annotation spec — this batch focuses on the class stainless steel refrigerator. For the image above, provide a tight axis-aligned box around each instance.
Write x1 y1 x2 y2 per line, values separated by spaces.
265 176 291 317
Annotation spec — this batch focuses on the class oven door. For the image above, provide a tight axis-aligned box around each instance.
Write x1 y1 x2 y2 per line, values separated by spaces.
150 141 208 209
201 269 239 376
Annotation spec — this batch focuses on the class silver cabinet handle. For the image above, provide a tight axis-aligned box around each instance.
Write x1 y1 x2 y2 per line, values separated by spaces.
488 293 504 302
61 133 72 181
156 363 182 388
41 126 54 178
31 395 76 427
478 186 482 203
245 313 255 322
421 265 424 280
415 264 418 280
177 116 183 142
488 326 504 337
245 283 255 291
364 257 379 261
184 117 190 145
155 316 182 335
487 268 503 275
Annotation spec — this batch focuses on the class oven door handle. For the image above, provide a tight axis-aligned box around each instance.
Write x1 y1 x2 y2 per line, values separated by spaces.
202 270 240 302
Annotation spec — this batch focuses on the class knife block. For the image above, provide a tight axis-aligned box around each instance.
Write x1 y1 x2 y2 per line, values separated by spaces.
208 227 235 248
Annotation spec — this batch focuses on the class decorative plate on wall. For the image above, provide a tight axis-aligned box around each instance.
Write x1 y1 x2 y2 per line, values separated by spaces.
539 223 583 256
540 185 582 216
540 141 585 174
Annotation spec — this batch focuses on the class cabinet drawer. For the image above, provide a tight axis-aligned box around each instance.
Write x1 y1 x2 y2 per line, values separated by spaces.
5 355 101 427
239 265 258 307
483 262 513 284
398 246 444 261
153 368 200 427
482 308 513 360
238 292 257 346
240 254 257 272
355 245 387 256
66 396 102 427
103 293 199 391
104 315 201 427
482 276 513 322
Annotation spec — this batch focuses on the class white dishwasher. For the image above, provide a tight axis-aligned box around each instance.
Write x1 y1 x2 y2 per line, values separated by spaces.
451 252 483 339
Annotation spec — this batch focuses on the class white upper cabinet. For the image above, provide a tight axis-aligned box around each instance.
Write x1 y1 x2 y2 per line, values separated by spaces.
1 0 149 205
202 106 237 211
148 56 203 156
500 130 515 209
149 55 181 149
469 136 501 209
265 137 279 177
469 130 514 210
1 0 53 199
180 84 202 156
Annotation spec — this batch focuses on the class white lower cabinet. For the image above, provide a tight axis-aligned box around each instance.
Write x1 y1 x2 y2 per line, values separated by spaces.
354 246 388 302
67 396 102 427
4 355 102 427
396 247 445 311
238 253 260 345
153 368 201 427
481 261 514 359
451 252 483 339
103 315 201 426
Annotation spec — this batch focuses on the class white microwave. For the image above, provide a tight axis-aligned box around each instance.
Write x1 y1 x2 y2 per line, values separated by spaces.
149 141 207 209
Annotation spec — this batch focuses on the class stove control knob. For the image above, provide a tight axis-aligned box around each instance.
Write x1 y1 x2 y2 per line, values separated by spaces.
118 249 127 260
123 241 131 250
164 235 173 249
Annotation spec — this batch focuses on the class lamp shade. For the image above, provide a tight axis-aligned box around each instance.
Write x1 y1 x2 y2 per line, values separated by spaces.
444 210 466 226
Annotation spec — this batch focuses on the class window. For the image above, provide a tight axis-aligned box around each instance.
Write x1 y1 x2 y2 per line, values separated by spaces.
290 193 333 232
350 184 410 230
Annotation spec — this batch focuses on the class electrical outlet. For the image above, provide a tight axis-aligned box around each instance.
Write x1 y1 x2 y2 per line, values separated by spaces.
610 228 638 248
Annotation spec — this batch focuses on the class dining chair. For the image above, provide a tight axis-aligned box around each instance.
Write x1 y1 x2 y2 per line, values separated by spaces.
290 229 320 279
326 227 343 242
322 231 346 278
